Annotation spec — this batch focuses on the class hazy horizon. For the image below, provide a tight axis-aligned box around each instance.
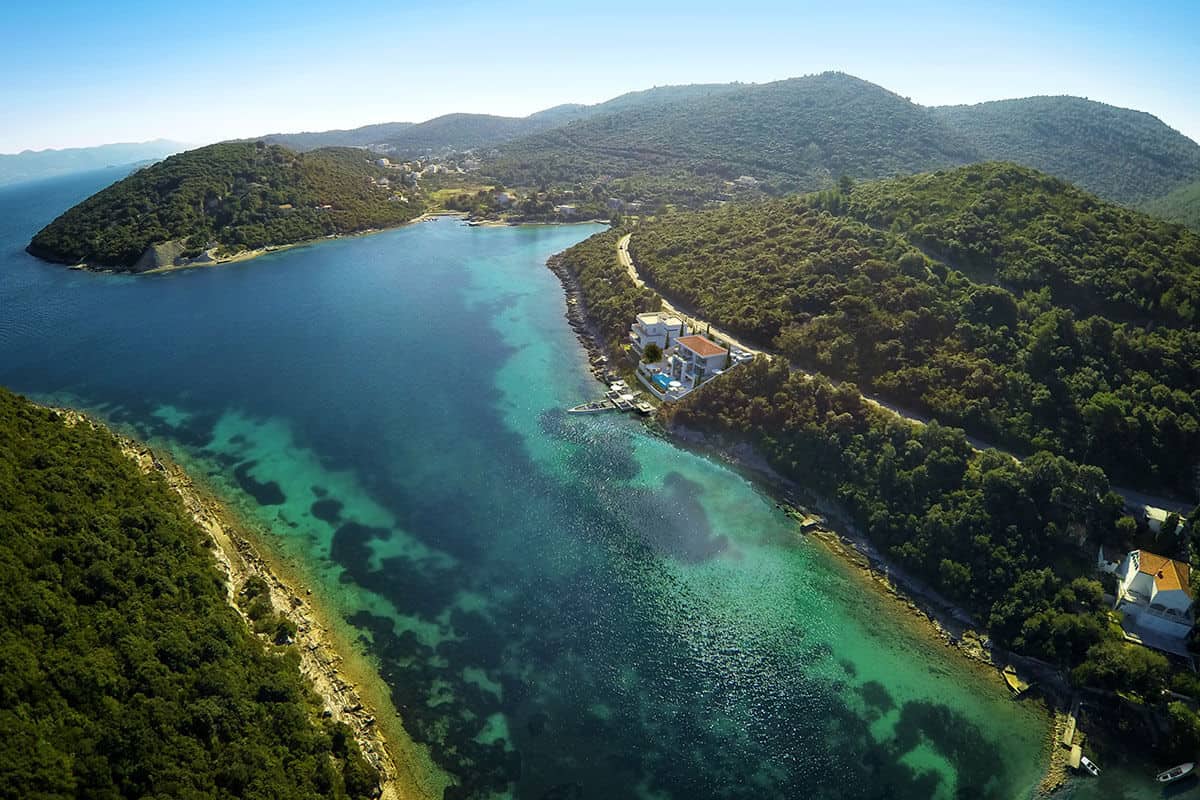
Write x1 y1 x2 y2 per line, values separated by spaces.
2 0 1198 154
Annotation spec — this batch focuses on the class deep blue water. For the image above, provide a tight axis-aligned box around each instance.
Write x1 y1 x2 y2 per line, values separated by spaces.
0 170 1060 799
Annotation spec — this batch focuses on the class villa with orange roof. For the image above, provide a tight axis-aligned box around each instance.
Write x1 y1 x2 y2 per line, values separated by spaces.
1114 549 1194 651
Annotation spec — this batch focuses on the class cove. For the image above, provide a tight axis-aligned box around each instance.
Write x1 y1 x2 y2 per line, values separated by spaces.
0 171 1051 799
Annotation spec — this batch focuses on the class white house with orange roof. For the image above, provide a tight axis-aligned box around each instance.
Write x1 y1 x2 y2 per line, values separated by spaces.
1114 549 1193 642
669 335 728 387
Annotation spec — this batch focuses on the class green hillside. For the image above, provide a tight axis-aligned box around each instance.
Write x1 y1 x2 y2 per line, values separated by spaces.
492 72 981 193
27 141 423 270
1141 179 1200 232
380 112 578 156
559 211 1200 759
932 97 1200 206
836 163 1200 327
0 387 379 798
621 165 1200 493
256 122 415 152
236 76 1200 215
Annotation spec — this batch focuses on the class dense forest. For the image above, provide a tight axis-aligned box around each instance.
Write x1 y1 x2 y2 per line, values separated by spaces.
832 163 1200 327
931 97 1200 206
622 167 1200 494
28 141 423 270
1142 179 1200 234
492 73 980 195
484 73 1200 219
0 387 379 798
557 233 1200 756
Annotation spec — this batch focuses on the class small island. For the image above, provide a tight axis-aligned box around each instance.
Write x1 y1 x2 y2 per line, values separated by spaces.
26 141 425 272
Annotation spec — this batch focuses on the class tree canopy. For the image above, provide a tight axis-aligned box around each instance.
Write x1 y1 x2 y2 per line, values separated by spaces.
28 141 423 270
623 167 1200 494
0 387 379 799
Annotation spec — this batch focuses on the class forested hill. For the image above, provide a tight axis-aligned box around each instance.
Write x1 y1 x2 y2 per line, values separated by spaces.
234 74 1200 217
932 97 1200 206
0 387 380 798
27 141 423 271
1141 179 1200 233
380 112 586 156
835 163 1200 327
491 72 981 192
623 164 1200 494
254 121 415 152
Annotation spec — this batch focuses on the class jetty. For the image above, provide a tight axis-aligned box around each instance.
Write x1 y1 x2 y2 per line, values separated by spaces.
568 381 654 416
568 399 617 414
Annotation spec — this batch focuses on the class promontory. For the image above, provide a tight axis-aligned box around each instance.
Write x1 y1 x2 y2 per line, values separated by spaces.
26 141 423 272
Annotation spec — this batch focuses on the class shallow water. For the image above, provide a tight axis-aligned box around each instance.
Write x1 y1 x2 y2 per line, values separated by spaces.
0 170 1053 799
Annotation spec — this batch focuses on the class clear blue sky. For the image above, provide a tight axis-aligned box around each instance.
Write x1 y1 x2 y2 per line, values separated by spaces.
2 0 1197 152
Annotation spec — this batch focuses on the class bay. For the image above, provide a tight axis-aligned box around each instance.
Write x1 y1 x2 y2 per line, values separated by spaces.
0 170 1057 799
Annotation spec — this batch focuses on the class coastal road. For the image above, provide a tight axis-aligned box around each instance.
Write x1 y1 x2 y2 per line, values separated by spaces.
618 234 764 357
617 234 1196 515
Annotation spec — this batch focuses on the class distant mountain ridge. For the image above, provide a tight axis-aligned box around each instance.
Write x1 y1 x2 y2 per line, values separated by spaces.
249 72 1199 217
492 73 981 191
31 72 1200 268
931 96 1200 205
0 139 187 186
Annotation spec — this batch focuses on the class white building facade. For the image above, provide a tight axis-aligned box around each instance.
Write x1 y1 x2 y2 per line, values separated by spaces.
629 312 687 354
1114 549 1194 639
669 335 728 387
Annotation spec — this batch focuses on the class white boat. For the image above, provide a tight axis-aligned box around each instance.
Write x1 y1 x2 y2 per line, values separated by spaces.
567 400 615 414
1157 762 1195 783
1080 755 1100 777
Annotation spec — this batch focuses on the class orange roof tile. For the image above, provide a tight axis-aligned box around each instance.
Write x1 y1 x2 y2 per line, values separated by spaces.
676 335 727 358
1136 550 1191 596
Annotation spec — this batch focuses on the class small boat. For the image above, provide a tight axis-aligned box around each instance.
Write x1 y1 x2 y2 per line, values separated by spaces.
567 400 615 414
1002 665 1032 696
635 401 654 415
1079 755 1100 777
1157 762 1195 783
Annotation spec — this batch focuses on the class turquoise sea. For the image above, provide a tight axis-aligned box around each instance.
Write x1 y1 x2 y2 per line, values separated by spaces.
0 168 1108 799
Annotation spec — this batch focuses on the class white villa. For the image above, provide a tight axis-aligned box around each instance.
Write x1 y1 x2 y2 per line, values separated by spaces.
629 312 688 354
669 335 729 386
1114 549 1194 648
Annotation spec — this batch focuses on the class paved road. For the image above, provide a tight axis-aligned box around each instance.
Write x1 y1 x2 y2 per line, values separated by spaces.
617 234 1195 514
618 233 764 357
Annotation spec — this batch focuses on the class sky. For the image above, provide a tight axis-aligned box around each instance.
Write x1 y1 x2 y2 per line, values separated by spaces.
1 0 1198 153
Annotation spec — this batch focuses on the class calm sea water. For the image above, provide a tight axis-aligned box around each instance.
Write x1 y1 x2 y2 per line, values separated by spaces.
0 169 1070 799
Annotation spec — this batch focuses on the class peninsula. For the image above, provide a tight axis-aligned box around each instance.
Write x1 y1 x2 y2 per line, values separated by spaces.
26 141 424 271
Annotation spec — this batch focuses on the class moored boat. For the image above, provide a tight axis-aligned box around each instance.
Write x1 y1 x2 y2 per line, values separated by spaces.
1157 762 1195 783
568 400 616 414
1080 755 1100 776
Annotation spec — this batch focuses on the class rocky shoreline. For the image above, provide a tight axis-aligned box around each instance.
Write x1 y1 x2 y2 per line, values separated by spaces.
51 407 443 800
545 250 1071 794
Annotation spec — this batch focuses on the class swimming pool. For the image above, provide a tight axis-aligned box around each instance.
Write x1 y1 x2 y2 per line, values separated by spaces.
652 372 671 391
